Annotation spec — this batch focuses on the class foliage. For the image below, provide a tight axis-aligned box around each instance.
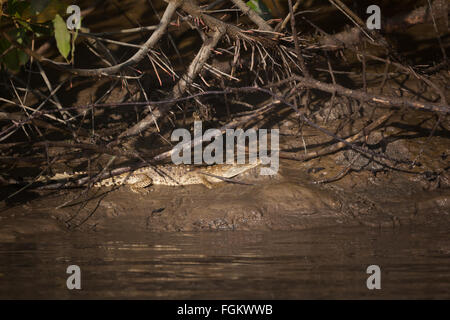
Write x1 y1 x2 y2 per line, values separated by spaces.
0 0 73 71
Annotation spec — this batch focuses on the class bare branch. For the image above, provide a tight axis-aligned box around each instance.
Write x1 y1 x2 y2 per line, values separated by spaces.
230 0 273 31
117 28 225 139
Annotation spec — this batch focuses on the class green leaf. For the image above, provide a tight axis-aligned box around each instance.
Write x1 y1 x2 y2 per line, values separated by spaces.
53 13 70 59
246 0 272 20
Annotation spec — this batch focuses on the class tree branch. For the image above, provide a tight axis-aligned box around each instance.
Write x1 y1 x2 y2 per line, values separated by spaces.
117 28 225 139
231 0 273 31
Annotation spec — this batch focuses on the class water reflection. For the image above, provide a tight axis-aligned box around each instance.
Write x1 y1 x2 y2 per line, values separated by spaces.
0 226 449 299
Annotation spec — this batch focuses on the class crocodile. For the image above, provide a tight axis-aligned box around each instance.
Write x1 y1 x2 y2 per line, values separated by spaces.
42 160 261 193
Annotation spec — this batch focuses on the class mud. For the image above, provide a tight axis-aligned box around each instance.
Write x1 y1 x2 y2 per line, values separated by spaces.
2 102 450 237
2 78 450 237
1 148 449 240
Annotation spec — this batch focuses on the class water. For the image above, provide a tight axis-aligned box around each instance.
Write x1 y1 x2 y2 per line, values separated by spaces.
0 226 449 299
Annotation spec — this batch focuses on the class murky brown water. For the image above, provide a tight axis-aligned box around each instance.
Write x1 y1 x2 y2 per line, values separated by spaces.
1 225 449 299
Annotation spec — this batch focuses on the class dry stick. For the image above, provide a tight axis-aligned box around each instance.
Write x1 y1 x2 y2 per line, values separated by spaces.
7 155 60 199
330 0 367 27
0 47 14 59
116 29 225 140
10 90 245 116
37 101 274 190
70 0 179 76
37 84 397 191
286 0 310 114
9 75 69 119
32 141 142 160
411 114 442 167
363 54 448 105
35 61 70 121
56 156 118 210
276 0 300 32
23 38 35 105
152 102 277 162
9 79 31 123
405 2 449 168
362 43 367 93
36 76 446 146
86 25 159 36
287 0 309 78
231 85 435 166
274 76 449 114
313 153 361 184
79 31 143 49
328 0 374 42
1 83 66 125
0 81 69 141
82 34 128 67
66 194 106 229
0 83 98 141
147 0 185 72
42 102 278 191
427 0 447 61
1 0 180 77
378 58 390 93
0 112 71 136
180 0 262 44
38 163 142 191
319 0 448 50
327 0 419 66
280 111 395 162
324 51 337 123
230 0 273 31
304 14 446 106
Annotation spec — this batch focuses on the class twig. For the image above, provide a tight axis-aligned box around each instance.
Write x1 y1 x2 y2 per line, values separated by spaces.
275 76 449 114
276 0 300 32
280 111 395 162
152 101 277 162
287 0 309 77
116 28 225 140
230 0 273 31
1 0 181 77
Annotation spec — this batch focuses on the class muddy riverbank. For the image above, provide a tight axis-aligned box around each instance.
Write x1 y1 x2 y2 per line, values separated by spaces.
1 153 449 240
